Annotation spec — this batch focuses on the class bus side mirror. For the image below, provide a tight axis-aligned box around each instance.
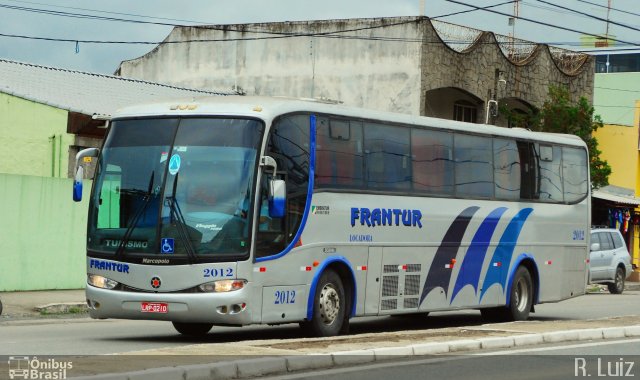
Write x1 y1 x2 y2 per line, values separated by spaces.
268 179 286 218
73 148 99 202
260 155 286 218
73 166 84 202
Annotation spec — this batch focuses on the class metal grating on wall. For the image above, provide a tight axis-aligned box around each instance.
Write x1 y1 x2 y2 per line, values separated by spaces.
405 275 421 296
382 275 399 297
381 299 398 310
404 298 419 309
383 264 399 273
406 264 421 273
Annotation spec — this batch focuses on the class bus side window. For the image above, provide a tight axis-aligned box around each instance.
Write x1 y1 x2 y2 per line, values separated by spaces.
454 134 493 198
537 144 563 202
562 146 588 203
517 141 539 200
255 113 311 258
315 118 364 188
493 138 520 200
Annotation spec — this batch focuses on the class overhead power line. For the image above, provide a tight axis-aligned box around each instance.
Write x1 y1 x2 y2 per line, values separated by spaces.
4 0 213 25
445 0 639 47
533 0 640 34
0 0 638 49
0 0 518 28
432 0 517 19
0 3 196 27
572 0 640 19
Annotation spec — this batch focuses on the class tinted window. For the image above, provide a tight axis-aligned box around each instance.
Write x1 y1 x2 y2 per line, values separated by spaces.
563 147 589 203
364 123 411 190
517 141 539 200
611 232 624 249
411 129 454 195
538 144 563 203
454 134 493 197
256 114 311 258
312 114 588 205
494 138 520 200
316 118 364 188
598 232 614 250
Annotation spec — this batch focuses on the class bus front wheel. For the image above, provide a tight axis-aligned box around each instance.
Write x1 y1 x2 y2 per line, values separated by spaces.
301 269 347 337
172 322 213 337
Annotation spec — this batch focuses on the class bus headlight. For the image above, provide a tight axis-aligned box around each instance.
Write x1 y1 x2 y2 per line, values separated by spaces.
87 274 119 290
198 279 247 293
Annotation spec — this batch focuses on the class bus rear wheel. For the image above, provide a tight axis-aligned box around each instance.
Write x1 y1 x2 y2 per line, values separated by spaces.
481 266 533 322
172 322 213 337
301 269 347 337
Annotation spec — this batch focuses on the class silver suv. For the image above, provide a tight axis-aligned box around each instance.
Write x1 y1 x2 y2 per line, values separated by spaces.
589 228 633 294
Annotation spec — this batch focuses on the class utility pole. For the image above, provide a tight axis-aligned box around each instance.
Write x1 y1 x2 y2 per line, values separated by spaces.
419 0 425 16
508 0 520 57
605 0 612 43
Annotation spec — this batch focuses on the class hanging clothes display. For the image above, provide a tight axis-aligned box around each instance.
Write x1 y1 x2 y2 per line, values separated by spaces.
623 210 631 234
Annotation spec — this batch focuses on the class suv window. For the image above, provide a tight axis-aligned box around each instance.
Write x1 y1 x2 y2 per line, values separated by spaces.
611 232 624 249
596 232 614 250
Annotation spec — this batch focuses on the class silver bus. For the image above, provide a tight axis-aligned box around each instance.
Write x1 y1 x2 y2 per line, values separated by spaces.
74 96 590 337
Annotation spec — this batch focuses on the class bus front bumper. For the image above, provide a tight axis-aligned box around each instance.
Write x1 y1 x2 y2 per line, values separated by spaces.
85 285 254 325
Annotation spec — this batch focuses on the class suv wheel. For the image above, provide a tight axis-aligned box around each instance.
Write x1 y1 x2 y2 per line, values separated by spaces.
607 267 625 294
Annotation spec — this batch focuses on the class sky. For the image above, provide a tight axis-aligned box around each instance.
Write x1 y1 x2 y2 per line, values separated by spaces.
0 0 639 75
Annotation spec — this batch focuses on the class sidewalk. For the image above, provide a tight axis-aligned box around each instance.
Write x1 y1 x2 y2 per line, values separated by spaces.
1 282 640 319
0 289 86 319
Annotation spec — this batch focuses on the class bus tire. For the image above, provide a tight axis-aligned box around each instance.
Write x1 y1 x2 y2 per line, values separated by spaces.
506 266 533 321
301 269 347 337
481 266 533 322
172 321 213 337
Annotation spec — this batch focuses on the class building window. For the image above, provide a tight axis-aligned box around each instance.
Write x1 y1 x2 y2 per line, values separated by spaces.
453 100 477 123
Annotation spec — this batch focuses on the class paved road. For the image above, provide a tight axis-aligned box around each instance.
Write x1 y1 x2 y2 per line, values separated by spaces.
0 291 638 356
261 338 640 380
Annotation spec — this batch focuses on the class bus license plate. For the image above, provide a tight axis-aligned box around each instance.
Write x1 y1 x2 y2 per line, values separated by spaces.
141 302 168 313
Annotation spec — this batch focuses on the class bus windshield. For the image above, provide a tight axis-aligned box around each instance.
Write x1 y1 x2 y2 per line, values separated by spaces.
87 117 264 261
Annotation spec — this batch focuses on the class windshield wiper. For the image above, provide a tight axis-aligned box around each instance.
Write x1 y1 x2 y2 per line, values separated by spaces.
165 173 198 263
114 171 155 258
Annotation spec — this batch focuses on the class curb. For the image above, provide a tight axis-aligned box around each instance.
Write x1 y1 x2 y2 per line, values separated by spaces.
72 324 640 380
34 302 88 315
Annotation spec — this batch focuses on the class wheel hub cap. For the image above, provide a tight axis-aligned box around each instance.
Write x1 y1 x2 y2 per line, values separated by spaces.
319 284 340 325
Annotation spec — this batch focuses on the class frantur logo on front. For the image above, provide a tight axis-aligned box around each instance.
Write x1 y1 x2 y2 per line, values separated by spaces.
350 207 423 228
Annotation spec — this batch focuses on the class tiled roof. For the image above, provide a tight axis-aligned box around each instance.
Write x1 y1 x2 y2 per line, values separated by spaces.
0 59 233 117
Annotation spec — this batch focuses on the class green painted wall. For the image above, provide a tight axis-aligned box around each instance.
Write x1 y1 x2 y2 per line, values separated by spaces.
0 93 74 177
0 174 90 291
594 73 640 127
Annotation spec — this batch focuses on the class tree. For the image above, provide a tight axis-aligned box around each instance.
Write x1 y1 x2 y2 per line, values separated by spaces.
501 85 611 189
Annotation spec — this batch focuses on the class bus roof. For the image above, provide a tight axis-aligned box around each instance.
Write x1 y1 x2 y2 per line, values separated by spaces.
112 95 586 148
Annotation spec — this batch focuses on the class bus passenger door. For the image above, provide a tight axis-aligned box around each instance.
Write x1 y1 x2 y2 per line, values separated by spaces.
364 247 383 315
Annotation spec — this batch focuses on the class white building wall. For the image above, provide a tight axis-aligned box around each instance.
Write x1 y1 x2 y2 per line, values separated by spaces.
118 19 424 115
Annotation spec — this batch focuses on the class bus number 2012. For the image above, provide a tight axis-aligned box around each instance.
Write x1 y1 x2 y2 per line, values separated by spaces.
274 290 296 305
203 268 233 278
